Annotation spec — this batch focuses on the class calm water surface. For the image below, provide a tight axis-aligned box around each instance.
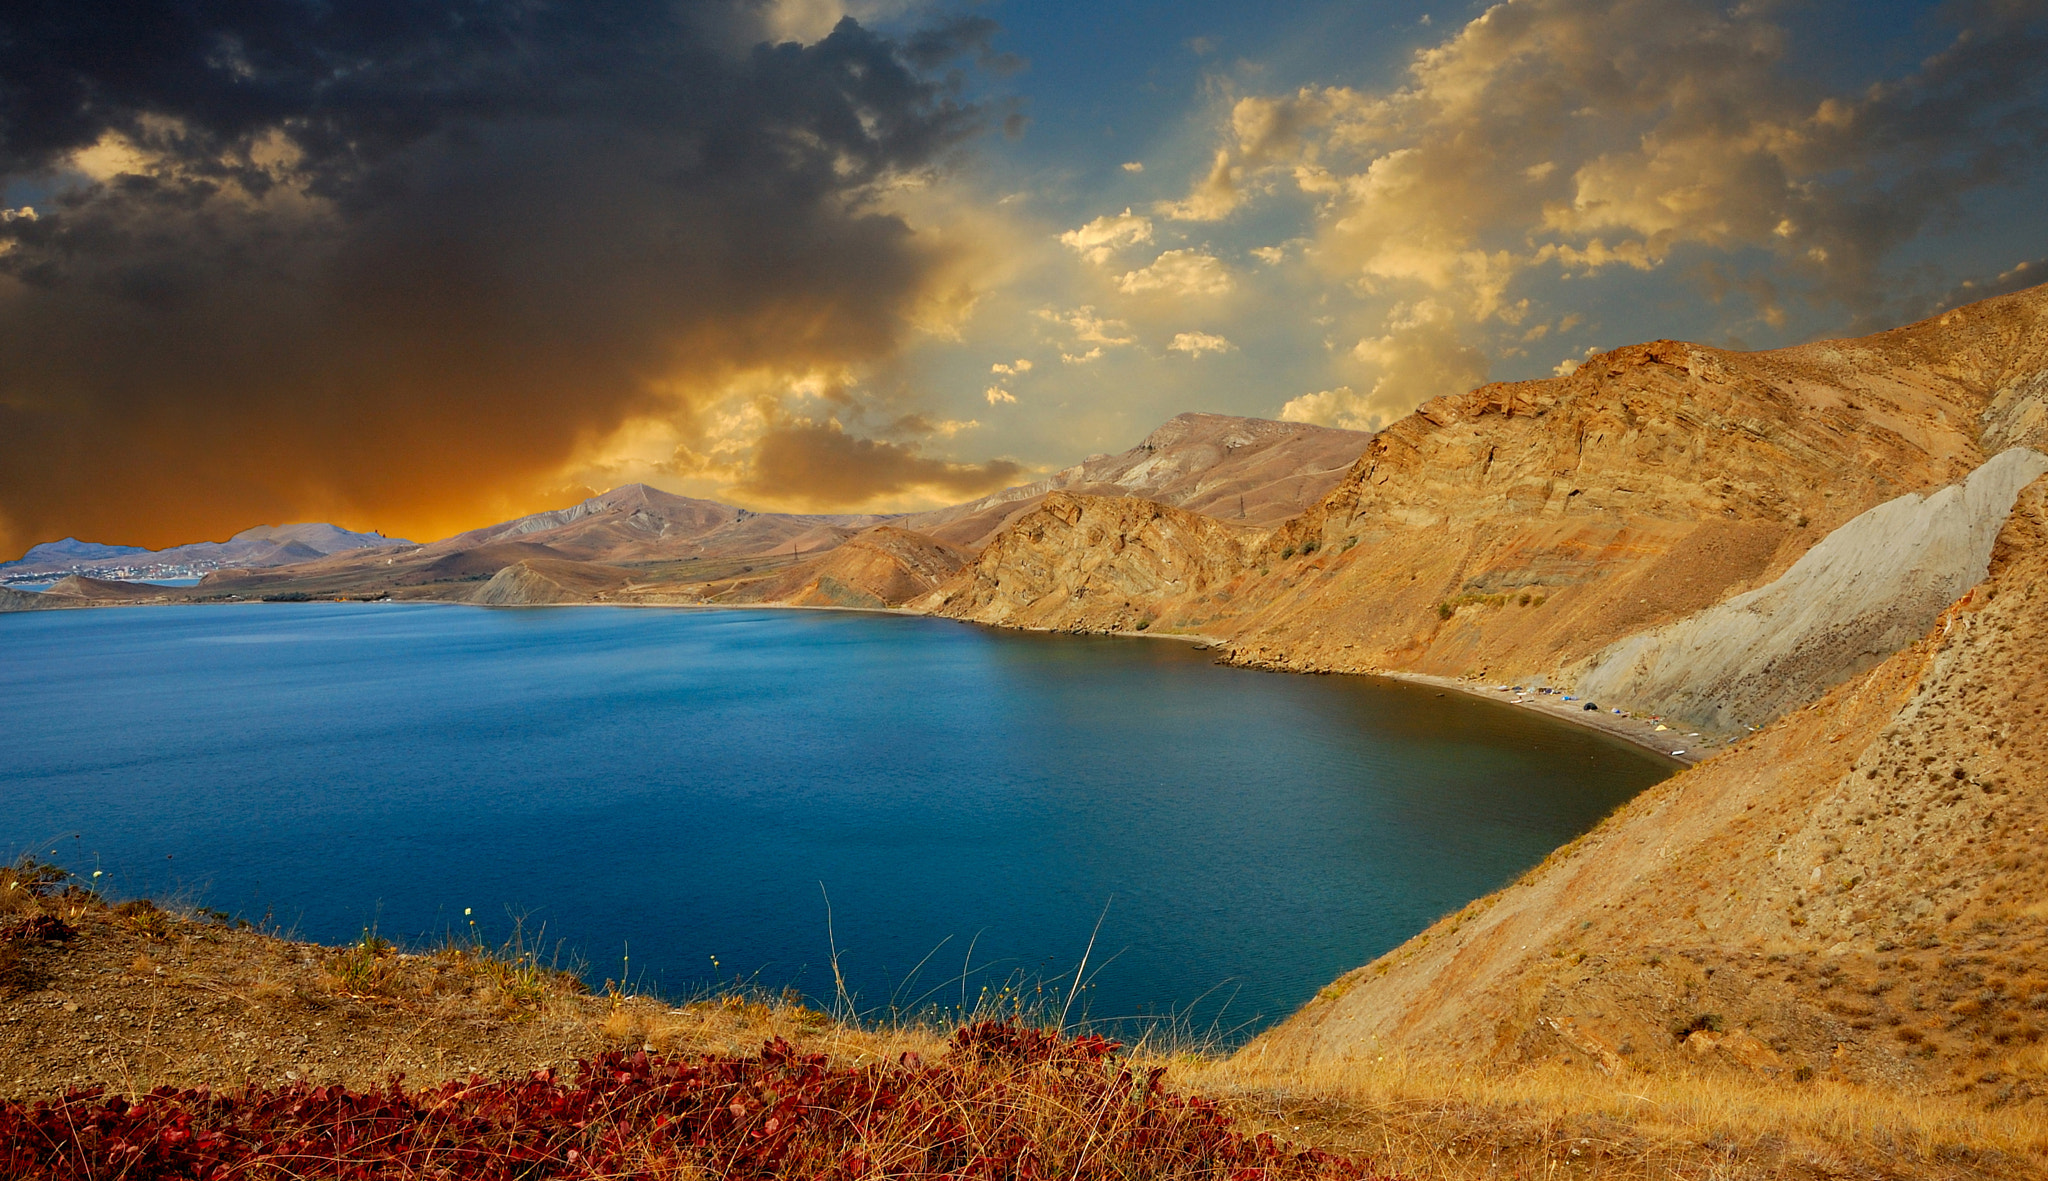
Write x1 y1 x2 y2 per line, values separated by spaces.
0 605 1672 1037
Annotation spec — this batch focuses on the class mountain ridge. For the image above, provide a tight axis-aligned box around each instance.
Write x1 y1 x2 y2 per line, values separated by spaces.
0 522 412 581
0 414 1372 610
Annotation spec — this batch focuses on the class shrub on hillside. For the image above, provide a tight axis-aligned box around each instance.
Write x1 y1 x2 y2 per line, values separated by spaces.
0 1022 1394 1179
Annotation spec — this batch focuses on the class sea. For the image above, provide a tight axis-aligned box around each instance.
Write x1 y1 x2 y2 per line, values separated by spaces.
0 603 1673 1039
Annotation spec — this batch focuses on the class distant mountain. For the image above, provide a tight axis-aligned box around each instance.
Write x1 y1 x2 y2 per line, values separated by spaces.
427 484 890 563
896 412 1373 548
9 539 150 566
1 522 411 579
4 414 1374 607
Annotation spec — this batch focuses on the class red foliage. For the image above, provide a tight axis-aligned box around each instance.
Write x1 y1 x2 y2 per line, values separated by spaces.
0 1022 1394 1180
0 915 74 944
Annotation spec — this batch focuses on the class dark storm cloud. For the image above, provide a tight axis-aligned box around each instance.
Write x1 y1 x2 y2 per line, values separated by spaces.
0 0 992 553
740 419 1024 506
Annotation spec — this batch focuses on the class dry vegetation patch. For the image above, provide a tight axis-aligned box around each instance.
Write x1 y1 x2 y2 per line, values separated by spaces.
1171 1053 2048 1180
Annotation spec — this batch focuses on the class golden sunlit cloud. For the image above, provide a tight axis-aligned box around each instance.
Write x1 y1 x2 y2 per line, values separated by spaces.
0 6 1018 556
1165 0 2048 424
736 419 1025 510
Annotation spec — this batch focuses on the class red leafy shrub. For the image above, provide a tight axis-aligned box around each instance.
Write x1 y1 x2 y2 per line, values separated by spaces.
0 915 74 944
0 1021 1394 1179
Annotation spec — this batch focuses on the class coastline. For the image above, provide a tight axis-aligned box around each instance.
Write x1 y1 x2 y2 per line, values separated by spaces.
1379 670 1707 766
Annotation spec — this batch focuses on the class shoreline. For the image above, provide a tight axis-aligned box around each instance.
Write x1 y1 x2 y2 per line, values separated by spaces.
1379 670 1708 766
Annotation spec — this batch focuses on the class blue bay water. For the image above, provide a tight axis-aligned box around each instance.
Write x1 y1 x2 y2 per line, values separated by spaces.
0 604 1672 1038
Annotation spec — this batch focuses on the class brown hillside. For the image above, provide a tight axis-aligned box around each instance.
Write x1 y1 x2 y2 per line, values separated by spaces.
0 587 67 612
923 492 1256 633
38 576 180 603
729 526 973 609
467 559 637 605
1246 471 2048 1103
929 286 2048 728
899 412 1371 548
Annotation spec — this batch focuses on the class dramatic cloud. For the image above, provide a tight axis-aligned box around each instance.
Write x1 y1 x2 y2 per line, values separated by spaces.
1278 387 1370 431
1169 0 2048 422
738 419 1023 506
0 0 1004 554
1281 300 1488 429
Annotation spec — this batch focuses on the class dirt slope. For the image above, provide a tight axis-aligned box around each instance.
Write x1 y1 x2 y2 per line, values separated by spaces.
0 587 67 612
1575 446 2048 731
1246 470 2048 1103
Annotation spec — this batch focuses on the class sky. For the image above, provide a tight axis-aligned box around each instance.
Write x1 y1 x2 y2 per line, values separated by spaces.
2 0 2045 555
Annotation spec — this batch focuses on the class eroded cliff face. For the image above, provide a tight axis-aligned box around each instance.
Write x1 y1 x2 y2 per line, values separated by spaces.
1573 446 2048 731
925 286 2048 738
1242 472 2048 1102
922 492 1255 633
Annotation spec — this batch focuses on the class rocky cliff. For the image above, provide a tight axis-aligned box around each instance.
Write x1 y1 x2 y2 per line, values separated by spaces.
921 492 1257 632
728 526 974 609
930 286 2048 740
1245 469 2048 1103
1574 446 2048 731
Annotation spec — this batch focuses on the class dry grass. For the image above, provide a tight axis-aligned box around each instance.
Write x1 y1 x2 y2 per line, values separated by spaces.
590 989 949 1066
14 858 2048 1177
1162 1050 2048 1179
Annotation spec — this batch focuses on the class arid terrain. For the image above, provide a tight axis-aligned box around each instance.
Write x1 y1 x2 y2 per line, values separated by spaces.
9 864 2043 1179
8 284 2048 1175
0 412 1372 613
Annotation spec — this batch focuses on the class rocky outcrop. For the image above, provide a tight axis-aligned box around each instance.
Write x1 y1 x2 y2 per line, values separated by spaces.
34 575 185 603
467 560 632 605
731 526 972 609
1244 472 2048 1099
1574 446 2048 731
923 492 1255 632
0 587 67 612
1981 366 2048 453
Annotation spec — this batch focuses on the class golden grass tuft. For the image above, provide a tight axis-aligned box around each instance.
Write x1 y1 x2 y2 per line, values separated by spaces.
1165 1049 2048 1179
